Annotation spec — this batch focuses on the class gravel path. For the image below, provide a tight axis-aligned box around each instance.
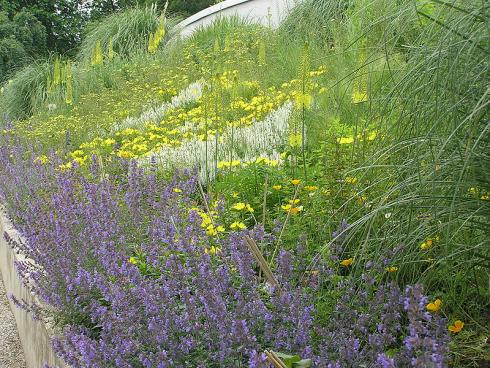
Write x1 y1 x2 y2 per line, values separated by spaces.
0 276 26 368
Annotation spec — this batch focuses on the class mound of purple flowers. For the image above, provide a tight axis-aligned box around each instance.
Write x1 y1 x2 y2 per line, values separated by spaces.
0 145 451 367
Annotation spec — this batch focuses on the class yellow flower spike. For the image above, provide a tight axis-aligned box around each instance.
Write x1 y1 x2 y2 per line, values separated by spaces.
386 266 398 273
272 185 282 191
291 179 301 185
448 320 464 333
230 221 246 230
288 133 303 147
337 136 354 144
340 258 353 267
173 188 182 193
294 93 313 108
426 298 442 312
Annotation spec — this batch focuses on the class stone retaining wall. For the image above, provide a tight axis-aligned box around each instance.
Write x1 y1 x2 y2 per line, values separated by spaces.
0 213 66 368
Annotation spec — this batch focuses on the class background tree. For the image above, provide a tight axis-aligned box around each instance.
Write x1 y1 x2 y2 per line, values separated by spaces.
0 10 47 81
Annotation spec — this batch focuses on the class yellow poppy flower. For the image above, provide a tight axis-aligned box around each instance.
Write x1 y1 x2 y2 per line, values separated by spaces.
272 185 282 191
340 258 353 267
448 320 464 333
426 298 442 312
291 179 301 185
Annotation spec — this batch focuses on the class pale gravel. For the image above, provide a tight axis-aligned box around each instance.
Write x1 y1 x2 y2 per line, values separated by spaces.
0 276 26 368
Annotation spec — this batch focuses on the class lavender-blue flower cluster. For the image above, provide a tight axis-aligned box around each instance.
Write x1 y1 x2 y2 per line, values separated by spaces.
0 145 450 367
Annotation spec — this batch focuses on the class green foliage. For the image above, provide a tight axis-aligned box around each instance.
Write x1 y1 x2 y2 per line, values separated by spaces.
79 6 174 62
0 10 47 81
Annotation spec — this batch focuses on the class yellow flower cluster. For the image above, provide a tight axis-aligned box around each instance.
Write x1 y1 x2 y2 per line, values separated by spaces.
67 65 327 164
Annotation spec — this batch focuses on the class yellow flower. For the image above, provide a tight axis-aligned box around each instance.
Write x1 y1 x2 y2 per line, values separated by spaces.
205 246 221 255
367 131 377 141
448 320 464 333
304 185 318 192
245 204 254 213
420 238 434 250
340 258 353 267
345 177 358 184
173 188 182 193
481 195 490 201
337 136 354 144
232 192 240 198
230 221 246 230
128 257 138 265
58 162 72 171
206 225 218 236
352 90 368 103
272 185 282 191
291 179 301 185
289 206 303 215
281 204 292 211
232 203 246 211
386 266 398 273
289 199 301 205
34 155 49 165
426 298 442 312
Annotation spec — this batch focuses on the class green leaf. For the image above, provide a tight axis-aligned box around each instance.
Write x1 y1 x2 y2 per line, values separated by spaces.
275 352 301 368
293 359 312 368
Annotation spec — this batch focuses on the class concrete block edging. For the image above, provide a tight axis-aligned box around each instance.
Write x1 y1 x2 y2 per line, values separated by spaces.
0 212 66 368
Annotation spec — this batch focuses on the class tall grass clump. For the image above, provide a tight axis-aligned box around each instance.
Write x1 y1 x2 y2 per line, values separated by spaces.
313 0 489 357
0 60 53 120
78 5 176 62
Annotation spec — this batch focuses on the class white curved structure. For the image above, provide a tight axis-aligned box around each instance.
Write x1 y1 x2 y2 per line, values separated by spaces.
177 0 301 37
